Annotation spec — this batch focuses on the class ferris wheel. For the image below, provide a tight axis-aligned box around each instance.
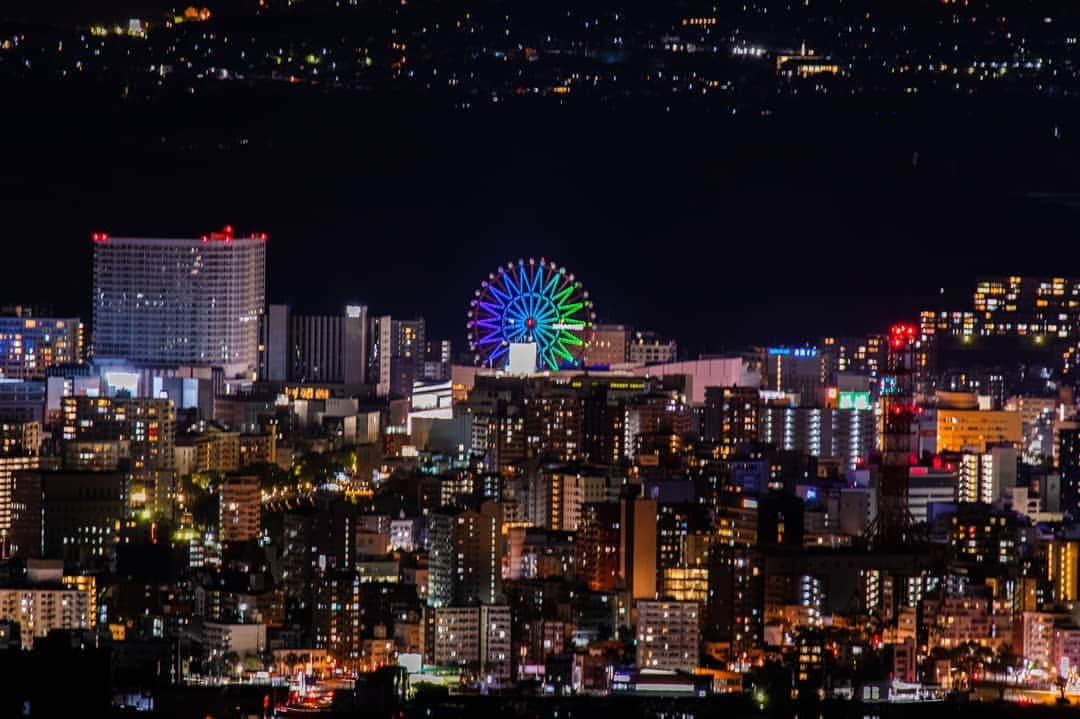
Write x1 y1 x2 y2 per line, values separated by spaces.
467 258 596 371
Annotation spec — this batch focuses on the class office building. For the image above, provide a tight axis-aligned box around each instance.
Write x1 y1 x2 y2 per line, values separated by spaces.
820 335 886 383
628 330 677 365
0 585 92 649
91 228 266 377
370 316 425 397
702 386 760 448
906 471 956 523
452 508 501 605
176 427 240 476
636 600 700 672
0 380 46 423
433 605 512 678
763 346 824 403
532 471 620 532
0 454 43 537
759 406 876 472
956 446 1017 504
61 397 175 515
936 408 1022 453
1021 611 1060 670
426 510 456 608
0 421 43 537
576 502 621 592
422 338 452 382
0 312 82 380
974 277 1080 339
10 469 126 563
220 475 261 544
588 324 629 366
1061 422 1080 518
1048 540 1080 603
259 304 368 384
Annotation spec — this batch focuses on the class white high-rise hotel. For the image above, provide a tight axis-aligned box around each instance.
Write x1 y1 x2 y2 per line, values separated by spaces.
91 228 266 378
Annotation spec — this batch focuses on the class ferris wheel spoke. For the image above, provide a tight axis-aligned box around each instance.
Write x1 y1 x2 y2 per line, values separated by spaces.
560 332 584 346
551 342 575 362
539 348 559 371
524 289 540 317
501 270 519 298
542 278 561 305
553 286 575 305
518 265 530 298
538 332 556 350
477 331 504 346
559 302 584 316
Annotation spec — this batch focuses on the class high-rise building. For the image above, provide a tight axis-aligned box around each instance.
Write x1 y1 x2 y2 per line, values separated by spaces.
759 406 876 472
702 386 760 448
523 382 583 462
1048 540 1080 603
452 509 501 606
636 600 700 672
370 316 425 397
220 475 261 544
61 397 175 516
433 605 512 678
620 496 657 600
533 471 620 532
0 312 83 380
426 510 456 608
974 277 1080 339
1060 422 1080 518
708 546 764 656
763 346 825 403
0 421 43 539
10 469 126 563
956 445 1017 504
259 304 368 384
0 454 43 538
576 502 620 592
91 228 266 377
623 392 691 461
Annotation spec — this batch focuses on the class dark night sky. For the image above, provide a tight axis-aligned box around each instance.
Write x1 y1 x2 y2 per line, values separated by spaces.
3 76 1080 355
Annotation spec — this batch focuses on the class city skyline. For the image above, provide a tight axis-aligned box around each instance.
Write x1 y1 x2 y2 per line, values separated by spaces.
7 1 1080 716
9 219 1080 361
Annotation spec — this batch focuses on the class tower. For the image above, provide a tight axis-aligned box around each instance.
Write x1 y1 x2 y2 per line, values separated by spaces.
868 323 920 548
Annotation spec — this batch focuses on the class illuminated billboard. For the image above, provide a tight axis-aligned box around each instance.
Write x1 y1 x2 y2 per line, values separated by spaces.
838 391 871 410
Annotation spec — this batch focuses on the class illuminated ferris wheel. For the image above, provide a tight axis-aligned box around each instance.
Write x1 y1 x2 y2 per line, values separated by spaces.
467 258 596 371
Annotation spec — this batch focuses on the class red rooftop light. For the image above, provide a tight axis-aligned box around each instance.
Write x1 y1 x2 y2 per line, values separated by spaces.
91 232 109 243
208 225 240 241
